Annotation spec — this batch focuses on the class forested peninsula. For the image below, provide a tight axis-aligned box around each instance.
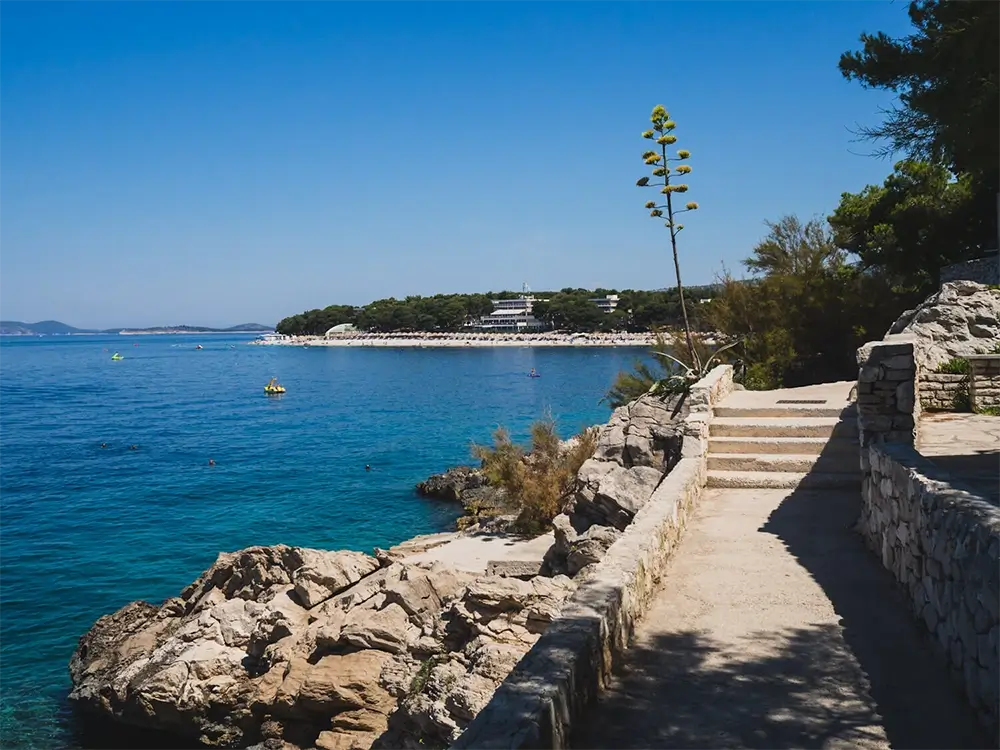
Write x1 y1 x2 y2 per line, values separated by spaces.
274 285 718 336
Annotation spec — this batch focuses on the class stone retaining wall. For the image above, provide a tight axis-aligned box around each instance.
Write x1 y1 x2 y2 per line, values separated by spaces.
920 372 1000 412
921 372 969 411
857 443 1000 735
452 365 733 749
970 357 1000 411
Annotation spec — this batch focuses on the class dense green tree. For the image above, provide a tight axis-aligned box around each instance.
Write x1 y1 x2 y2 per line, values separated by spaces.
829 160 982 294
275 305 358 336
532 293 602 332
839 0 999 250
710 215 915 388
274 287 717 337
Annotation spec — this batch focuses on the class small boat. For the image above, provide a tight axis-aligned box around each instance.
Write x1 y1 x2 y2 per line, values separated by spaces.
264 377 286 394
111 353 124 361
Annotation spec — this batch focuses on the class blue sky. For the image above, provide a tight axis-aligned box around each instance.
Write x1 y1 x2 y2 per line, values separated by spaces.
1 1 912 329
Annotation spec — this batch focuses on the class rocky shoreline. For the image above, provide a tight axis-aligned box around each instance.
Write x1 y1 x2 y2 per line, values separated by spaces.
67 392 689 750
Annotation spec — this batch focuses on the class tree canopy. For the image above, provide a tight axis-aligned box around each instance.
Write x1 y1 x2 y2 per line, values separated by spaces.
839 0 999 248
829 160 983 294
710 215 913 389
274 286 719 336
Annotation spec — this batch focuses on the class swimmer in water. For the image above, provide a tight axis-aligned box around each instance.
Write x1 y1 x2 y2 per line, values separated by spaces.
365 464 371 472
129 444 138 451
100 443 107 449
208 458 216 466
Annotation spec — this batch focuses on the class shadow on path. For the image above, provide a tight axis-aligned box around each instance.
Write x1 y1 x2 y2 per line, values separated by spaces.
573 428 992 749
761 485 993 749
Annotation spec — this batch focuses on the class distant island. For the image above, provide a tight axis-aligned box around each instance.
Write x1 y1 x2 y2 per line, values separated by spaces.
0 320 273 336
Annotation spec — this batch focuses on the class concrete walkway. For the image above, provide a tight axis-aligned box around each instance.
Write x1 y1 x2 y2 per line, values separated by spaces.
573 486 992 749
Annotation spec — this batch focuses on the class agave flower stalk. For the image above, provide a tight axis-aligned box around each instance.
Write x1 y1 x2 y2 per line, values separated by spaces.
637 106 700 369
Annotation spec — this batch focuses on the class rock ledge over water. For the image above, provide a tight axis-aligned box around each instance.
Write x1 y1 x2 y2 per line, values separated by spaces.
69 542 576 750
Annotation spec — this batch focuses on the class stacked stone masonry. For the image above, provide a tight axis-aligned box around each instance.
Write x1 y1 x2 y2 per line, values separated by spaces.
452 365 733 749
922 373 1000 412
857 443 1000 736
856 337 920 452
969 356 1000 411
921 373 970 411
940 255 1000 286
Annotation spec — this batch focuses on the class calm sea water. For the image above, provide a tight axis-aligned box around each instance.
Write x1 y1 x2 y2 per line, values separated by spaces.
0 334 648 749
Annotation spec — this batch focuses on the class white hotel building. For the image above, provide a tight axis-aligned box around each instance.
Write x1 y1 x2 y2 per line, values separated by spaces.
467 289 621 332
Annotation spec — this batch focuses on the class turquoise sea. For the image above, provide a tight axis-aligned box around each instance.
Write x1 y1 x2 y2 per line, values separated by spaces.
0 334 648 749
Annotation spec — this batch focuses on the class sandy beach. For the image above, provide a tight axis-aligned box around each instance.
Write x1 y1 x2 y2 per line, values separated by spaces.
252 331 657 348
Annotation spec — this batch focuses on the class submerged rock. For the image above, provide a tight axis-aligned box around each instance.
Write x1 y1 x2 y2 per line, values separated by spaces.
69 541 576 750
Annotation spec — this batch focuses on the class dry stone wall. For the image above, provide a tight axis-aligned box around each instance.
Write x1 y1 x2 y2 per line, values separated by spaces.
969 357 1000 411
921 369 1000 412
921 372 969 411
856 336 919 455
857 443 1000 735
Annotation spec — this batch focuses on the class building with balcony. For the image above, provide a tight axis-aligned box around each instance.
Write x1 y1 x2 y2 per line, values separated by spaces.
469 295 548 331
589 294 620 313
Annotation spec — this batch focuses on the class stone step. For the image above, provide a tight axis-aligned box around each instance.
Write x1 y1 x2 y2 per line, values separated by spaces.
706 470 862 490
708 436 857 455
714 405 857 419
709 417 858 439
707 453 858 474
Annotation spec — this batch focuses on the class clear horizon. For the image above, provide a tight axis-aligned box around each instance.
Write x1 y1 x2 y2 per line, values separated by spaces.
1 2 911 329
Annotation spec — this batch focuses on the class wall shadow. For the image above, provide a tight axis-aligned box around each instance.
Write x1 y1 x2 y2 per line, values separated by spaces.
755 414 994 750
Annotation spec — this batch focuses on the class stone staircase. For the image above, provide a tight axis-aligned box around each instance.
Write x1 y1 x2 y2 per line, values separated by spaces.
707 400 860 490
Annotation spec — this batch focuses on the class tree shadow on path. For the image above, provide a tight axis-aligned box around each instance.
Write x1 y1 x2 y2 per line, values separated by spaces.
573 478 993 749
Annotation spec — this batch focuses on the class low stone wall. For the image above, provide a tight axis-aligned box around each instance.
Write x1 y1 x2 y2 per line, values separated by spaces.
452 366 732 749
940 254 1000 286
857 443 1000 735
687 362 734 412
921 372 968 411
920 371 1000 412
970 356 1000 411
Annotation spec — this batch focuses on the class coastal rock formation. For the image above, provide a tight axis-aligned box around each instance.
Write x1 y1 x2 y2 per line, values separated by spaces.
886 281 1000 371
69 543 577 750
542 391 687 574
571 391 685 527
414 467 508 524
415 467 488 503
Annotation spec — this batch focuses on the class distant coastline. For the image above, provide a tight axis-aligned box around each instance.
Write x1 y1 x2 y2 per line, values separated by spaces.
253 332 658 348
0 320 273 336
116 329 274 336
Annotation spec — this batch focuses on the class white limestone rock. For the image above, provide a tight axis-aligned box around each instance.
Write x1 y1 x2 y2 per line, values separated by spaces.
886 281 1000 371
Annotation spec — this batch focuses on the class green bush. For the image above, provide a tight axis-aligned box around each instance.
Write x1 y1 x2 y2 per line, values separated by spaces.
741 363 778 391
937 357 970 374
710 215 920 388
471 418 598 536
